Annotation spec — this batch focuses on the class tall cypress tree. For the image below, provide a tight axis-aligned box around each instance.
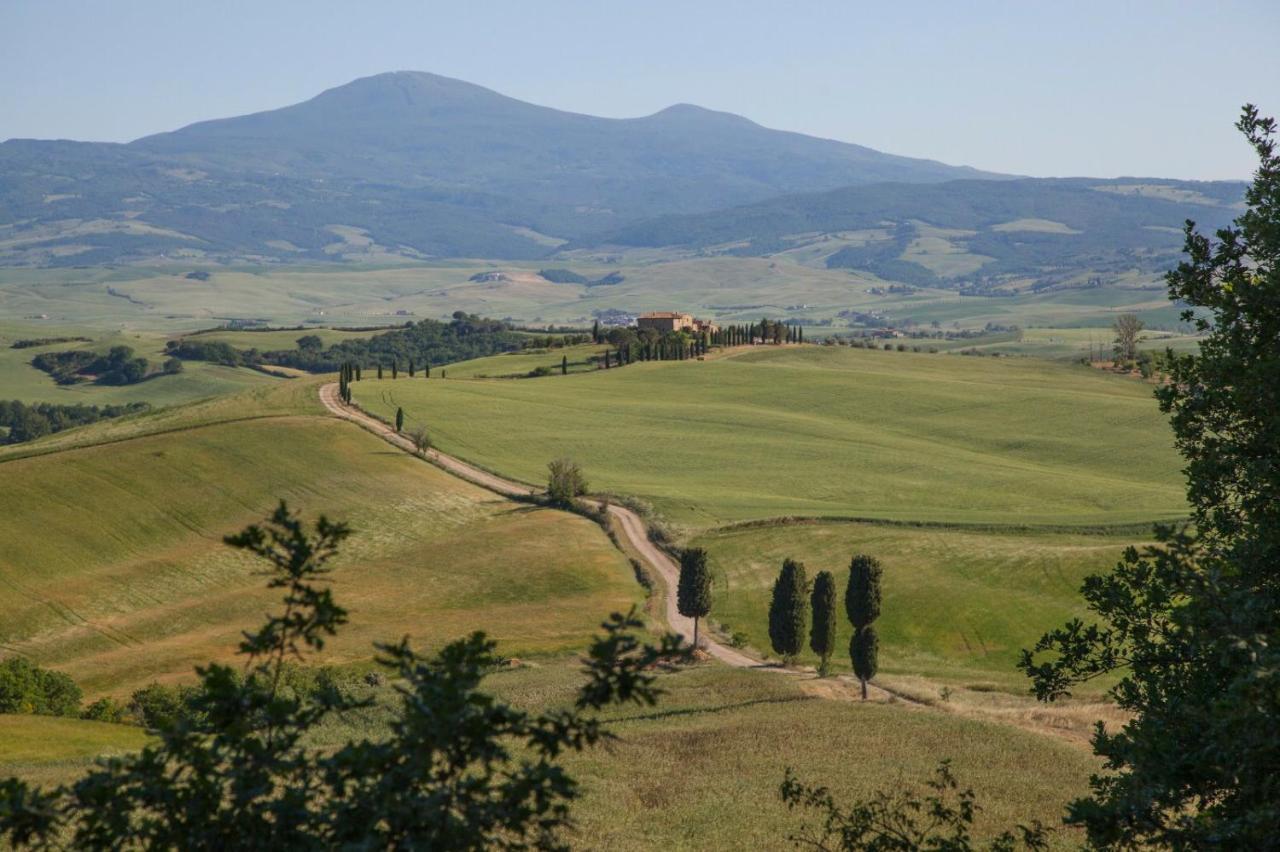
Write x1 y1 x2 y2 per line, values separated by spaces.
355 364 361 381
408 359 415 378
845 554 883 699
809 570 837 676
768 558 809 664
391 362 398 380
377 364 383 380
677 548 713 649
425 361 430 379
395 407 404 433
592 320 600 343
561 355 568 376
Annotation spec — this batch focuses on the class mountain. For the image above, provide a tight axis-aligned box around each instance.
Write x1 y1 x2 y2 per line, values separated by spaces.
590 176 1246 291
0 72 1004 265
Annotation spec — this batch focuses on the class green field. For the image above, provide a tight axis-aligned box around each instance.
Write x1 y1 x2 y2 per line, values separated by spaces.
695 521 1135 690
0 321 283 407
0 382 640 697
0 254 1197 336
438 343 608 378
353 345 1185 528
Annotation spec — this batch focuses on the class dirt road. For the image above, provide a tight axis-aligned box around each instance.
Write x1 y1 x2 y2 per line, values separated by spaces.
318 382 756 666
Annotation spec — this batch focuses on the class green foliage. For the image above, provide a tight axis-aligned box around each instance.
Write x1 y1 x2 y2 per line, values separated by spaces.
768 558 809 663
849 627 878 694
844 555 882 629
0 399 148 445
128 683 199 731
0 658 82 718
808 571 837 676
79 698 127 725
546 458 588 508
780 761 1048 851
677 548 713 647
1020 106 1280 848
30 346 153 386
1111 313 1143 362
409 426 431 455
0 502 686 850
395 407 404 433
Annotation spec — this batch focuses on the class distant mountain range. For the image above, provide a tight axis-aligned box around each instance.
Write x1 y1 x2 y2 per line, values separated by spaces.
0 71 1244 272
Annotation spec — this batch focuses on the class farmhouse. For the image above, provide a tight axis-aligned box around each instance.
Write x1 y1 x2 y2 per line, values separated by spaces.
636 311 719 334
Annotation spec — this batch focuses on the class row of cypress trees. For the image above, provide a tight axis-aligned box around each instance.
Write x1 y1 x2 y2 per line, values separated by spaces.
711 320 803 346
768 555 883 698
336 361 361 403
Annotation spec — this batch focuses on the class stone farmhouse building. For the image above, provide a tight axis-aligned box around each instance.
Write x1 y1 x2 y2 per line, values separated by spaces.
636 311 719 334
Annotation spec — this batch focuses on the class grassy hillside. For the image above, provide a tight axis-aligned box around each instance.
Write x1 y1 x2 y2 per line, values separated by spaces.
351 345 1185 527
0 321 282 407
0 383 640 697
694 521 1135 690
0 715 149 789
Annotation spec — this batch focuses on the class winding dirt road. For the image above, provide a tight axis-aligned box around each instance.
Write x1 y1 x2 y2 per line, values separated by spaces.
318 382 758 667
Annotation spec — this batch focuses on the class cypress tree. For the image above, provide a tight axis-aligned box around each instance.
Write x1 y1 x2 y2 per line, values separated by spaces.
377 364 383 380
799 327 804 344
677 548 713 649
355 364 362 381
425 361 430 379
391 362 398 380
592 320 600 343
809 570 838 676
409 359 415 378
845 554 883 699
603 350 610 369
768 558 809 664
395 407 404 433
561 355 568 375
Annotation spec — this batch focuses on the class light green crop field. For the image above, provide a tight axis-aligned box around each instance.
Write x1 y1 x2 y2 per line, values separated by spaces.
353 345 1185 528
694 521 1136 691
0 382 640 697
438 343 608 379
0 715 150 789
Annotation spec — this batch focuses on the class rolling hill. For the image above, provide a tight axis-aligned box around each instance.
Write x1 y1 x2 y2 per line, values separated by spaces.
0 72 1000 265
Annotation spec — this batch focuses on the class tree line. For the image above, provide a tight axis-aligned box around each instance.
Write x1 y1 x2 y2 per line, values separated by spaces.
31 345 181 386
0 399 149 445
169 313 590 374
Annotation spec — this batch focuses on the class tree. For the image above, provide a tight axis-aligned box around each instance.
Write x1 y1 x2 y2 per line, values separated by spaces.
297 335 323 353
395 407 404 433
409 427 431 456
408 359 415 378
1019 106 1280 848
808 571 837 676
546 458 588 507
591 320 600 343
424 361 430 378
845 555 882 699
1111 313 1144 363
561 355 568 376
677 548 713 649
391 362 398 380
377 364 383 380
768 558 808 664
0 503 687 850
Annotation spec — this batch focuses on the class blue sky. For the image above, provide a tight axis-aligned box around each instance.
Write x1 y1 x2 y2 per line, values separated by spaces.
3 0 1276 180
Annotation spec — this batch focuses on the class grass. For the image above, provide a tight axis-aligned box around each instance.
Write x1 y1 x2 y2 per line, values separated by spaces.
353 345 1185 528
0 321 282 407
438 343 608 378
694 520 1137 691
0 715 149 788
0 383 640 697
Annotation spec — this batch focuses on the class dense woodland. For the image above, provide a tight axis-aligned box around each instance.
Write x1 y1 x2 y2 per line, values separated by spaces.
31 345 181 386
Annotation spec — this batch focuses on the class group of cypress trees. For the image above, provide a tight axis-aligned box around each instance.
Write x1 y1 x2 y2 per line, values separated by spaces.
711 319 803 347
336 361 360 403
767 554 882 698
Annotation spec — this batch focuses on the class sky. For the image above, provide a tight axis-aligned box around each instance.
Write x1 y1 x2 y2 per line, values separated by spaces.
3 0 1277 181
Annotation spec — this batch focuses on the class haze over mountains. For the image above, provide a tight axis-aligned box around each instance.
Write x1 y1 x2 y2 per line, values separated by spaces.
0 70 1243 268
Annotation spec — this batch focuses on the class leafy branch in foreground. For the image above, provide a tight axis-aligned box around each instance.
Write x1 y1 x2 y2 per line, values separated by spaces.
1019 106 1280 848
780 761 1048 851
0 502 687 850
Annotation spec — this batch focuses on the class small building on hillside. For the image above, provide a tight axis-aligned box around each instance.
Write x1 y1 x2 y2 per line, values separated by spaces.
637 311 719 334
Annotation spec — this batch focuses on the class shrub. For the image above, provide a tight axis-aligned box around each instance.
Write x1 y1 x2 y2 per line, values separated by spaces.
0 658 82 717
547 458 588 507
